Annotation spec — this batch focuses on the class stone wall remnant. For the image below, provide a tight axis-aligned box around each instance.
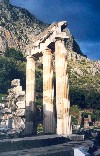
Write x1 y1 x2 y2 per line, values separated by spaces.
0 79 25 135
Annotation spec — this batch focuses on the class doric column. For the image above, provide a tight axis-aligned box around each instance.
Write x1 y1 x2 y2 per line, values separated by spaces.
55 39 72 136
43 48 56 134
25 55 37 135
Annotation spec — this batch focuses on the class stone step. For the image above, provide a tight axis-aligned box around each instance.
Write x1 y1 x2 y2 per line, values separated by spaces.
0 135 68 153
0 143 73 156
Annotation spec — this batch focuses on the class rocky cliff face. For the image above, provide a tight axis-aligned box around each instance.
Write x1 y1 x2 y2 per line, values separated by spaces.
0 0 48 53
0 0 85 58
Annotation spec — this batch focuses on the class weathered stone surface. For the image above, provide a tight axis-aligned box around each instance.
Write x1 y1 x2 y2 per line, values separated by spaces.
12 117 25 129
25 56 37 135
11 79 20 87
0 135 68 152
30 21 69 57
13 86 22 94
16 101 25 109
43 48 56 134
0 79 26 134
25 21 72 136
0 135 93 156
0 36 7 53
16 109 25 117
55 39 72 135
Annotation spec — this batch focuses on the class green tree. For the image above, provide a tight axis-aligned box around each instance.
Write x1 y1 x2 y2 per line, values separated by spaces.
0 55 26 93
5 48 24 61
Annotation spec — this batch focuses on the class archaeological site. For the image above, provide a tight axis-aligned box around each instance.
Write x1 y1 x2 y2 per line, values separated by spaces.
0 0 100 155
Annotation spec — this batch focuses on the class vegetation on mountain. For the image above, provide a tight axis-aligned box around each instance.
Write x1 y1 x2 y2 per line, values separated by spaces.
0 48 99 110
5 48 25 61
68 60 100 109
0 48 26 93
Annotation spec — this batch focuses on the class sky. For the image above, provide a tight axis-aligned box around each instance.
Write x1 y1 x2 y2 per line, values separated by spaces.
10 0 100 60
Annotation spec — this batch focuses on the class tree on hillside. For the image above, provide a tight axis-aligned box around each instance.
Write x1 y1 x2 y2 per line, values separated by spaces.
5 48 25 61
0 48 26 93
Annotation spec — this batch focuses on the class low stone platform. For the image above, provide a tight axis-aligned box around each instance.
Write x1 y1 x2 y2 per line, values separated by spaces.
0 143 73 156
0 135 68 153
0 135 93 156
68 134 84 141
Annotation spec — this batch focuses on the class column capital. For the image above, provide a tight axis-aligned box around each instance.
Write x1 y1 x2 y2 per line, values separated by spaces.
43 47 52 55
26 55 38 61
26 55 34 59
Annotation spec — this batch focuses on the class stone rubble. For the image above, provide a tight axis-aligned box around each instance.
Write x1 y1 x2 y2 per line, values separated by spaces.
0 79 25 139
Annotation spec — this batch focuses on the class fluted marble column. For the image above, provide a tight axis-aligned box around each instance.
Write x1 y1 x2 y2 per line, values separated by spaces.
43 48 56 134
25 55 37 135
55 39 72 136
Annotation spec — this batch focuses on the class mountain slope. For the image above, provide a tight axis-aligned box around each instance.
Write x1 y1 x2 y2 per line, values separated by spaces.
68 59 100 109
0 0 48 53
0 0 85 57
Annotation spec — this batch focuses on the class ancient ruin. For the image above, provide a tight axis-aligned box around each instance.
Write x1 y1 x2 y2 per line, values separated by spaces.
0 79 25 135
0 21 72 137
25 21 72 136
